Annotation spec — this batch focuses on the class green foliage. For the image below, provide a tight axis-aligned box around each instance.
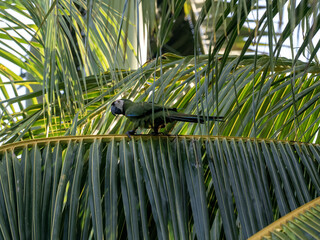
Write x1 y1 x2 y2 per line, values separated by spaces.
0 136 319 239
0 0 320 144
249 199 320 239
1 0 320 239
1 54 320 144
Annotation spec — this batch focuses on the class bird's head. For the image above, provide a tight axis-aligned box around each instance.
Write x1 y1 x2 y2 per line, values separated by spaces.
111 99 125 116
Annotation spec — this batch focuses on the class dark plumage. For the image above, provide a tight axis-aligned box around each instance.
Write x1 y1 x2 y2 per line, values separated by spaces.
111 99 224 137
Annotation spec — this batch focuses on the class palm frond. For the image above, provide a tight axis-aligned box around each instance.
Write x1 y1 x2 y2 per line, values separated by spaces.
1 54 320 144
249 197 320 239
0 135 319 239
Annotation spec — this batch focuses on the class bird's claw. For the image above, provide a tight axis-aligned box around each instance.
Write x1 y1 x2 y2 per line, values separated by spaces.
126 130 136 139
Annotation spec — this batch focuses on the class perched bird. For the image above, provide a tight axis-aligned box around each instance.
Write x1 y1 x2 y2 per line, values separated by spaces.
111 99 224 137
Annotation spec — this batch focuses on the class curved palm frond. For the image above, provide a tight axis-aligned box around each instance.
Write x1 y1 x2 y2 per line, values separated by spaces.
1 54 320 144
0 135 319 239
249 197 320 239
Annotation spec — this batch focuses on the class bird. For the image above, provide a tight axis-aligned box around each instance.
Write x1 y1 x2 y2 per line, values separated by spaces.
111 99 224 137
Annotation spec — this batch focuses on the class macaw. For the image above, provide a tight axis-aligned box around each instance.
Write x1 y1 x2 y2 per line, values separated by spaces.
111 99 224 136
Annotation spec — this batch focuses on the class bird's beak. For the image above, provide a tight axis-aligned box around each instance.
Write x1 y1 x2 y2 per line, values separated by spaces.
111 105 122 116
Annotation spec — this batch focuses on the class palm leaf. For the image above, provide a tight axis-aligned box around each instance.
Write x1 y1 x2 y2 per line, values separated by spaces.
0 135 319 239
1 54 320 144
249 197 320 239
1 1 320 239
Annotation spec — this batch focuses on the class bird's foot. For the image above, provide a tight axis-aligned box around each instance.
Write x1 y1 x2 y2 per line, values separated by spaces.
126 130 136 139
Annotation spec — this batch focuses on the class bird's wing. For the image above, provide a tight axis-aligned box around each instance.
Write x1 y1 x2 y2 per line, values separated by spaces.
125 102 176 118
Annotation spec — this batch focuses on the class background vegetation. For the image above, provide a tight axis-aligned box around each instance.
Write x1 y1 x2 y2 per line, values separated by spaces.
0 0 320 239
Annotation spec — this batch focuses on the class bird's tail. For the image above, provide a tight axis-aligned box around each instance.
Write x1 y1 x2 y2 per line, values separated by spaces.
167 113 224 123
